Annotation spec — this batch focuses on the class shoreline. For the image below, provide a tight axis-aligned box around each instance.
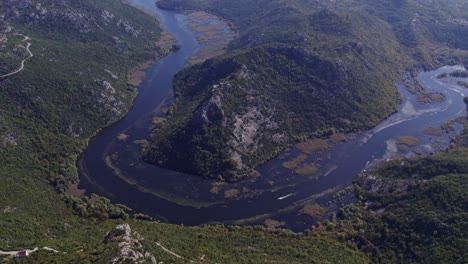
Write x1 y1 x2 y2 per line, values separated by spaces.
66 2 176 197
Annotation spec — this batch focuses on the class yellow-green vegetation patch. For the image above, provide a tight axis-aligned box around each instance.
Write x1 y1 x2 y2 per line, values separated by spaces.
455 116 468 124
117 133 129 141
263 219 286 228
295 139 330 154
65 183 86 197
152 116 167 125
156 31 178 50
441 120 456 131
397 136 419 147
417 92 446 104
301 203 327 219
294 163 319 176
413 148 425 155
330 133 347 143
249 170 261 177
133 139 149 146
282 153 308 169
224 188 240 199
210 181 226 194
457 80 468 89
128 70 147 87
424 127 443 136
186 11 235 63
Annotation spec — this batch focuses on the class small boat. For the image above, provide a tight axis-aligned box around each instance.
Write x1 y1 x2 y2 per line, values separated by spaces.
278 193 295 200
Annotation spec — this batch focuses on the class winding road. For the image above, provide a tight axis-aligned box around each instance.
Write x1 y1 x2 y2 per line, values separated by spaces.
0 36 33 79
0 246 59 257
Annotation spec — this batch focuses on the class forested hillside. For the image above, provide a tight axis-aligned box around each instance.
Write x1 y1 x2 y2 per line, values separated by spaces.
0 1 366 262
0 0 467 263
144 0 468 180
0 0 167 191
330 117 468 262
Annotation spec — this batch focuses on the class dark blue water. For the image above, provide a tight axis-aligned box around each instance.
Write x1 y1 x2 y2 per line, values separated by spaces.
78 0 467 230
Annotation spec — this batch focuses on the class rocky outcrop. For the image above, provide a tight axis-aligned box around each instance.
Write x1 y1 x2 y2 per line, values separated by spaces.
95 80 123 119
0 132 18 148
0 0 144 37
80 80 125 125
197 65 288 171
0 116 18 148
117 18 142 38
192 95 224 126
105 224 157 264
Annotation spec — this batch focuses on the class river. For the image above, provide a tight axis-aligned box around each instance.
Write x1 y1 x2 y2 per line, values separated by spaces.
78 0 467 230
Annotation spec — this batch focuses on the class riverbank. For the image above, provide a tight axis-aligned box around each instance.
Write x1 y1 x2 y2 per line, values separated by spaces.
79 63 468 230
185 11 235 63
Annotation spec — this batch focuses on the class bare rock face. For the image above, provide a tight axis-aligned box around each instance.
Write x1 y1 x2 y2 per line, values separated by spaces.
190 64 289 171
0 116 18 148
105 224 157 264
101 10 115 24
0 34 7 43
222 66 287 169
96 80 123 118
0 0 144 37
83 79 125 124
117 18 141 38
62 11 92 33
192 95 224 126
0 132 18 148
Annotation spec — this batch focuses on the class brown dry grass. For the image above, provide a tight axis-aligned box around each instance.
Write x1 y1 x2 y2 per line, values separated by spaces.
398 136 419 147
329 133 346 143
301 204 326 218
424 127 443 136
117 133 129 141
156 31 177 49
263 219 286 228
282 153 308 169
295 139 329 154
224 188 240 199
64 183 86 197
294 163 319 176
128 70 146 87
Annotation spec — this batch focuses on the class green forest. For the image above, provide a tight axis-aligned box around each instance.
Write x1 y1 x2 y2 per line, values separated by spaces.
0 0 467 262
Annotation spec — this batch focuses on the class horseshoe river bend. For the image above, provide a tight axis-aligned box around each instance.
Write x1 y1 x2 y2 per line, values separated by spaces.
77 0 468 231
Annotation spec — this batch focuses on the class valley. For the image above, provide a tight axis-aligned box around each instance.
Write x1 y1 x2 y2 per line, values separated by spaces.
79 0 468 226
0 0 467 262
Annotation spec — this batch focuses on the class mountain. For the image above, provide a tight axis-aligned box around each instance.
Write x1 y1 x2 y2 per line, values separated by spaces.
144 0 468 181
0 1 366 262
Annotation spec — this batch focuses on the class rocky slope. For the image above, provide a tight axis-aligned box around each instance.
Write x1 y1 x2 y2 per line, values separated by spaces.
0 0 167 192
